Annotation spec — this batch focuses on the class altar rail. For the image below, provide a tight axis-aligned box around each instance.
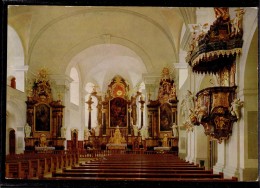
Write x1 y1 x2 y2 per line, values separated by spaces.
78 149 177 158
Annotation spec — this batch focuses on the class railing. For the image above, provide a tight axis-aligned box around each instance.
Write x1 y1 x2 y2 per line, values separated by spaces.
78 149 177 158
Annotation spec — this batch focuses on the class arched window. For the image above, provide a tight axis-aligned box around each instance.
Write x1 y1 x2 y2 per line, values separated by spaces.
70 68 79 105
7 25 25 92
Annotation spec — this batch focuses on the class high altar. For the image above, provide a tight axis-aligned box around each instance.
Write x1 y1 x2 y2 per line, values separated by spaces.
82 67 179 151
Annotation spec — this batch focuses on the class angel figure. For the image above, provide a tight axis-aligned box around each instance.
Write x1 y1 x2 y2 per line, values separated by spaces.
231 8 245 36
230 98 243 119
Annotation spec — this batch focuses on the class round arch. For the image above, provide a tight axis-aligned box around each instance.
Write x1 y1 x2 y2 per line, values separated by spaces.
7 25 25 92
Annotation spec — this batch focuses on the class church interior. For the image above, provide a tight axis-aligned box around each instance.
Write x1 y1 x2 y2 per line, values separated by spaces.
4 6 258 184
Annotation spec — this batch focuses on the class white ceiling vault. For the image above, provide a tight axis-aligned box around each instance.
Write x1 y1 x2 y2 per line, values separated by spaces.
8 6 196 92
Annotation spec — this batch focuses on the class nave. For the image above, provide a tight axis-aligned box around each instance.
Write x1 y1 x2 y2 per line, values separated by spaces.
5 6 258 186
6 150 238 182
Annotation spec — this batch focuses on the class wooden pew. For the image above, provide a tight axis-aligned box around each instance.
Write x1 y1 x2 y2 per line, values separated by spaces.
5 151 78 179
5 162 19 178
47 153 237 182
65 167 214 174
44 176 238 182
52 171 223 179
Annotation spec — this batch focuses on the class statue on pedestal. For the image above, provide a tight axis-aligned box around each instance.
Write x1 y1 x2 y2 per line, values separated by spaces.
131 117 139 136
84 128 91 140
94 123 101 136
162 134 168 147
171 123 178 138
140 126 149 140
61 126 66 138
24 123 31 138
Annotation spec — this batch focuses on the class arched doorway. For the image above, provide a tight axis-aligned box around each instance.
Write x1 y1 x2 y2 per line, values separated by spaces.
9 129 16 155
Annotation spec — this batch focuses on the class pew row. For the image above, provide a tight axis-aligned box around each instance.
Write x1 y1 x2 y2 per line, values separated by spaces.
5 151 79 179
48 153 238 182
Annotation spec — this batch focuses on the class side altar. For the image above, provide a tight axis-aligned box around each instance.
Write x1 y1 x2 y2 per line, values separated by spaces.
24 68 65 151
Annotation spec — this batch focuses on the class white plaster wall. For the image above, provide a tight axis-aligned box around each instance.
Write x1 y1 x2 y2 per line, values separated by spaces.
6 86 27 154
196 8 215 26
69 104 82 140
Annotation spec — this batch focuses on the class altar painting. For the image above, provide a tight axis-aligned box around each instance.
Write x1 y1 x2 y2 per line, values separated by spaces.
159 103 172 131
35 103 51 131
109 97 127 127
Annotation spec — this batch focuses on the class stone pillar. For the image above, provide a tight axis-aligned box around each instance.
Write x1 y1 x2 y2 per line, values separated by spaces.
185 129 196 164
213 141 226 174
127 102 132 135
223 122 240 179
139 95 145 128
194 126 209 169
185 131 192 162
102 101 108 135
86 97 93 130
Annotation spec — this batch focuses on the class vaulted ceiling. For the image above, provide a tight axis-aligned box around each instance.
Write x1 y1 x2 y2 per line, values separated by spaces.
8 6 196 91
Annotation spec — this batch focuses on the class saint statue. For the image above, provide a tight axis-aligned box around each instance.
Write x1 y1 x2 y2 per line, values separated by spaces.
181 90 195 123
94 122 101 136
61 126 66 138
162 134 168 147
24 123 31 138
131 117 139 136
171 123 178 138
140 126 149 140
84 128 91 140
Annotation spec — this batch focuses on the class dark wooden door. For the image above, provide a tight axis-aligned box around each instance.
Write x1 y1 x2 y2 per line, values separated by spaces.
9 129 16 154
72 131 78 149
